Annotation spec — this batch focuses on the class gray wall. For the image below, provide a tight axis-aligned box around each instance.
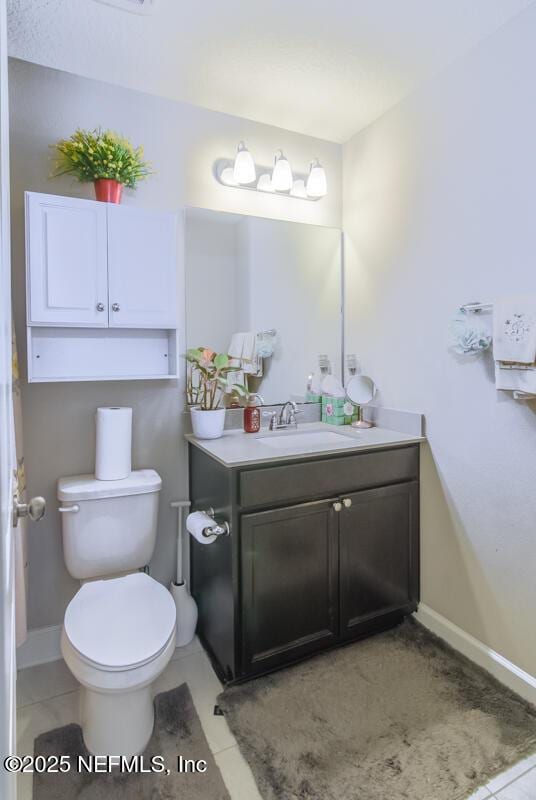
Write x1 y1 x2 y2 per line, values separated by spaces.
343 4 536 674
9 58 342 630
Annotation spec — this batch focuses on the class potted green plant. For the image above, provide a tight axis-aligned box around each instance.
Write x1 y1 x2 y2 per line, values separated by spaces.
186 347 247 439
51 128 152 203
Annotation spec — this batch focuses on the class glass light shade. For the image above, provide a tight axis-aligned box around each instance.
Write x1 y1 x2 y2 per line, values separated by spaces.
291 178 307 198
272 150 293 191
257 173 275 192
219 166 237 186
306 159 327 198
233 142 256 185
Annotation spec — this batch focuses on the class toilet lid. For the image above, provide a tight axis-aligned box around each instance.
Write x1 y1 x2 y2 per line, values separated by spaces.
64 573 176 670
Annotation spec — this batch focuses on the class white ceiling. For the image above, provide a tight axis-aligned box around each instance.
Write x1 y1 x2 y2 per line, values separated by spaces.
7 0 534 143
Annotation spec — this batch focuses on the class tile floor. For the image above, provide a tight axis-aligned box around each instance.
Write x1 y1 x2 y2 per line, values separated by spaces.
16 642 536 800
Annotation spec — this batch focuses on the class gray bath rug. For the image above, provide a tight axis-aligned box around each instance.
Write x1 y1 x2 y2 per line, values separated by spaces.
34 683 230 800
218 620 536 800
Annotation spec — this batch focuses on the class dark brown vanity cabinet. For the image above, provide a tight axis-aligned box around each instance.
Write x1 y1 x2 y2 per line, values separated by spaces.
189 443 420 683
241 499 339 675
339 482 419 639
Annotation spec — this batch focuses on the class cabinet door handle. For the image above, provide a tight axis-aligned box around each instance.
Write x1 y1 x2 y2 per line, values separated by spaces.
342 498 352 509
112 303 120 312
332 501 342 512
96 302 105 312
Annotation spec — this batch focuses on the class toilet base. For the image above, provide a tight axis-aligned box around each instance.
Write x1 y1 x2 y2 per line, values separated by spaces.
80 684 154 757
61 626 176 758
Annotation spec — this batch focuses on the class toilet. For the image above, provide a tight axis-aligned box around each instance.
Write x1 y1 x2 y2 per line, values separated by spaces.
57 469 176 757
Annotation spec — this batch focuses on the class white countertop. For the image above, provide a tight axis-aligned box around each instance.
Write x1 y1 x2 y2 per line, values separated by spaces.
185 421 425 468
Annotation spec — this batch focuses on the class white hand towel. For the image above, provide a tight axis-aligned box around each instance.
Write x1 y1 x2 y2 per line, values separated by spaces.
493 294 536 363
228 331 263 376
241 332 257 374
228 333 246 368
495 361 536 395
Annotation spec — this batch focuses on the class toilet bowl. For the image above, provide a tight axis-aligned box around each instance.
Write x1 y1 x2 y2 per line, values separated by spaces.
61 571 176 756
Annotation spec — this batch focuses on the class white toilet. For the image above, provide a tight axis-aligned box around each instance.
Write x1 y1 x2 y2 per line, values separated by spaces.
57 469 176 757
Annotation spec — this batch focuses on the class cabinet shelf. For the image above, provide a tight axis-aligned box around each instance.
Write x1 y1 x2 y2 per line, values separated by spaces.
27 326 178 383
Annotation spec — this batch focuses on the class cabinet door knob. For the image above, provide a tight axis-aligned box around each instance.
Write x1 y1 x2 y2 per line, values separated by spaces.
112 303 120 312
96 302 105 312
332 501 342 512
342 498 352 508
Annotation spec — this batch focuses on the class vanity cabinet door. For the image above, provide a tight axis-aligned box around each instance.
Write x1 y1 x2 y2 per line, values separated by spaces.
241 499 339 676
25 192 108 326
339 481 419 639
107 205 178 328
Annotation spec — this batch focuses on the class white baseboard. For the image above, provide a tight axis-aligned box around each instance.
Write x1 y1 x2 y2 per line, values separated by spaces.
415 604 536 705
16 625 63 670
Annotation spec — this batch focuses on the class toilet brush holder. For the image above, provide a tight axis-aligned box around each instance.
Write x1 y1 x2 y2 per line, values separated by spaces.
170 582 198 647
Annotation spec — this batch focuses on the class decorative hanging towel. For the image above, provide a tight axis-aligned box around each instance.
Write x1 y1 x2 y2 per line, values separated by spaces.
493 294 536 399
449 313 491 355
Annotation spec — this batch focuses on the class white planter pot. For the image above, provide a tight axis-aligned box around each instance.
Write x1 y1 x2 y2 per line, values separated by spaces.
190 407 226 440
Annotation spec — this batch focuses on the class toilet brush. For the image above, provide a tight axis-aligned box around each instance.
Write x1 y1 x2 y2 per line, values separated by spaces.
170 501 198 647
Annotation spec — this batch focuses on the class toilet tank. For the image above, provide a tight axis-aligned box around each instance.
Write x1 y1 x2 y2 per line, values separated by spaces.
57 469 162 580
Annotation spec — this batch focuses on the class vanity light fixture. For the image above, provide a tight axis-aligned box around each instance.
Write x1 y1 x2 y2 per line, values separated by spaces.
306 158 328 198
271 150 293 192
216 144 327 201
233 141 256 185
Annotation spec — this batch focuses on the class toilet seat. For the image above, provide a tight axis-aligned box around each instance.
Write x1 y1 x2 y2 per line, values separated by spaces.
64 572 176 671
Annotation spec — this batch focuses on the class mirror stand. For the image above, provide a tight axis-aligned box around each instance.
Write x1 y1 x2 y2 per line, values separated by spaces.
351 405 373 429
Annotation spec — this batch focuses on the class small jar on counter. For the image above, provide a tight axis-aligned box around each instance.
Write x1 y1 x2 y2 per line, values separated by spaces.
243 393 263 433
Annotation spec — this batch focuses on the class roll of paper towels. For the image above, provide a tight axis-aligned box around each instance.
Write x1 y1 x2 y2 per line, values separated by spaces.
186 511 218 545
95 407 132 481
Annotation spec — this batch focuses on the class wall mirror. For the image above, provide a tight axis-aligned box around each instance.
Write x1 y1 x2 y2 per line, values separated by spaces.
184 208 343 406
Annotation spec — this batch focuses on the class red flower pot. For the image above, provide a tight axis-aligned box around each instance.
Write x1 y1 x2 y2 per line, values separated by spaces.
93 179 123 203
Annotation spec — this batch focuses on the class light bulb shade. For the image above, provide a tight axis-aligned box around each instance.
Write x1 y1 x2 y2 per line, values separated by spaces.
291 178 307 198
257 173 275 193
219 166 237 186
233 142 256 184
272 150 293 191
306 159 327 198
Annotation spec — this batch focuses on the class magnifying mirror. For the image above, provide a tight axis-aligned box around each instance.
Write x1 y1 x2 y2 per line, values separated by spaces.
346 375 376 429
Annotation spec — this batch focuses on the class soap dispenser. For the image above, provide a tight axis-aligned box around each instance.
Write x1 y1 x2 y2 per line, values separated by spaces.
244 394 263 433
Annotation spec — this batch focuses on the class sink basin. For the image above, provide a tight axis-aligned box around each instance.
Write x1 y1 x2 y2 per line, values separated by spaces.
257 430 351 450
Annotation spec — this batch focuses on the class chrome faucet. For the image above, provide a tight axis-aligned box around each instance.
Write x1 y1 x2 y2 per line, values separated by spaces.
279 400 298 427
264 400 300 431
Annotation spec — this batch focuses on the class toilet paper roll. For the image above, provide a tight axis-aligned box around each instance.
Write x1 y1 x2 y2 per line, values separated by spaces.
186 511 218 545
95 407 132 481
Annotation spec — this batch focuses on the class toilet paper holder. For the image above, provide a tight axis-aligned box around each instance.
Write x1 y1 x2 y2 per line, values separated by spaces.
199 507 230 538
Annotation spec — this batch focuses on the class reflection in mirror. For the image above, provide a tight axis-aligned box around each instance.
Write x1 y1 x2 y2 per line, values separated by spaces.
184 208 342 406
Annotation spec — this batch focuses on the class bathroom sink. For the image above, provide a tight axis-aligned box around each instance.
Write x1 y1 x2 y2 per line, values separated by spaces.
257 430 351 450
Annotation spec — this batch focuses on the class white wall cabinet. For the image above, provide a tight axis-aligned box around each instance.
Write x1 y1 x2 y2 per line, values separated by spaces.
107 205 177 328
25 192 180 382
26 193 108 326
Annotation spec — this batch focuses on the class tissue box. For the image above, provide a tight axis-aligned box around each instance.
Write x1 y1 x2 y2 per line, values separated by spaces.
305 391 322 403
322 396 345 417
322 396 358 425
322 413 346 426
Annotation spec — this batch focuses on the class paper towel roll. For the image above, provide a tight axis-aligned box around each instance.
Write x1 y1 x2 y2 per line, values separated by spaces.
95 407 132 481
186 511 218 545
